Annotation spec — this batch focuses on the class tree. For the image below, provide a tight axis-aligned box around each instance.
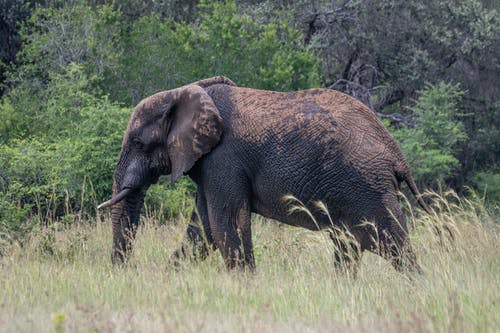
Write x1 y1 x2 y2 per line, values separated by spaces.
392 82 467 187
106 0 320 105
277 0 498 189
0 0 31 94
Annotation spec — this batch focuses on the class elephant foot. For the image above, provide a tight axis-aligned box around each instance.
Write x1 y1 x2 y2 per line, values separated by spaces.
378 236 424 276
333 255 361 279
330 229 362 278
168 247 186 269
391 255 425 277
168 241 212 269
223 257 256 273
111 247 131 266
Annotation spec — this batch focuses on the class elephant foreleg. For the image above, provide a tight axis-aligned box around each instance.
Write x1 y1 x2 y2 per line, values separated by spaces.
207 196 253 271
111 219 138 265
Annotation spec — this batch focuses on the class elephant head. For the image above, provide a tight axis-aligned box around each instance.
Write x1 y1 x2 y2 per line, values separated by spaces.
98 83 223 263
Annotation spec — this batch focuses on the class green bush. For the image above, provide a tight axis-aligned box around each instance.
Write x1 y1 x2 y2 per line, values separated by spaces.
144 177 196 223
0 2 122 143
0 181 32 237
0 64 129 233
107 0 320 105
16 2 121 85
473 171 500 208
0 124 127 227
392 82 467 187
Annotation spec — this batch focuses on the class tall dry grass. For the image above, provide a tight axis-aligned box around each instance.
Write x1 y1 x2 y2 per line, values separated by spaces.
0 190 498 332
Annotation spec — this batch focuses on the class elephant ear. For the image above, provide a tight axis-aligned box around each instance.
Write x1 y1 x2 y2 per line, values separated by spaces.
166 85 223 185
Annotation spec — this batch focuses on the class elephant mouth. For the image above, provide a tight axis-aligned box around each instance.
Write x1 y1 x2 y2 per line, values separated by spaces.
97 187 133 209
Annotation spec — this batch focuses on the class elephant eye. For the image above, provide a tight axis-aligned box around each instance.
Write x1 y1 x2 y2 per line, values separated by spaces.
132 138 144 150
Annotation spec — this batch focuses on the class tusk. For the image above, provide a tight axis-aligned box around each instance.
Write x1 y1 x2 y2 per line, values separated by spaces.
97 188 133 209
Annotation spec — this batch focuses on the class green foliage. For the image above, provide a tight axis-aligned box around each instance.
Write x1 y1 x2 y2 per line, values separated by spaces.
473 171 500 208
462 101 500 175
393 82 467 186
108 0 319 104
0 0 498 236
0 97 17 142
0 0 32 91
0 1 124 144
0 181 32 237
105 0 199 23
16 2 121 83
144 177 196 222
0 64 129 233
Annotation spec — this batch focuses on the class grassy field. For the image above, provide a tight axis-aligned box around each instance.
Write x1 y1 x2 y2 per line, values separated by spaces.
0 191 498 332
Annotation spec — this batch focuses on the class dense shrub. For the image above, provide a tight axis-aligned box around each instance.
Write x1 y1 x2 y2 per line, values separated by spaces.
15 2 121 85
144 177 196 223
107 0 320 104
0 64 128 231
392 82 467 187
473 171 500 208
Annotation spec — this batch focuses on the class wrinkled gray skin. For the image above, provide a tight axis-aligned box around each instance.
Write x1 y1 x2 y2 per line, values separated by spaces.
99 76 430 274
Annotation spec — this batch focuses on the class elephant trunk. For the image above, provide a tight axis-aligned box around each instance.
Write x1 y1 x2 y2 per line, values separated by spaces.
109 181 146 264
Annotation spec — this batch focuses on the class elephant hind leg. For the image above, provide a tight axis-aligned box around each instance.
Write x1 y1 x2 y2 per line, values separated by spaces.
378 228 422 274
170 212 214 264
374 205 423 274
236 201 255 270
352 200 422 275
170 190 215 265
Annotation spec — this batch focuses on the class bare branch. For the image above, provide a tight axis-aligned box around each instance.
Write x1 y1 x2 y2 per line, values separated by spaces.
375 112 416 127
373 89 406 113
329 81 415 127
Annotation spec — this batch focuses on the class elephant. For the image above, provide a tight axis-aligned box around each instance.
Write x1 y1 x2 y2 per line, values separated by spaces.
98 76 430 274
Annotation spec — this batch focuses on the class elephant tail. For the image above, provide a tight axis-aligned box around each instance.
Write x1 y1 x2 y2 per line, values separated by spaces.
398 170 432 215
399 167 457 245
